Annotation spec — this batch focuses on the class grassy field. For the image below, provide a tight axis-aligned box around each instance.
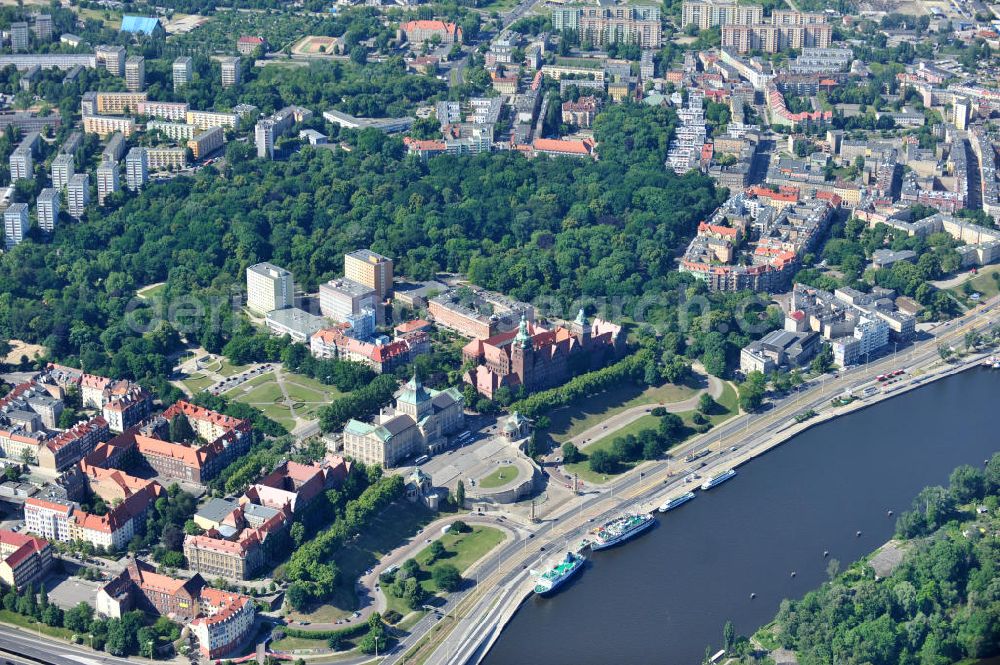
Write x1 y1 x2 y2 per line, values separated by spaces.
384 525 505 615
563 381 740 485
76 6 121 27
290 501 443 622
0 611 76 641
546 379 698 443
949 265 1000 301
564 415 660 483
270 633 330 650
478 465 519 489
180 373 215 395
136 282 167 300
223 368 344 429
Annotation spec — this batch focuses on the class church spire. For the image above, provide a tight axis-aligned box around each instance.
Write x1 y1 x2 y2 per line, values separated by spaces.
515 315 531 348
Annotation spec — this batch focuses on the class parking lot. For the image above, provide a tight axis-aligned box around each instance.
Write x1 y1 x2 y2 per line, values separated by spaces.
45 569 105 610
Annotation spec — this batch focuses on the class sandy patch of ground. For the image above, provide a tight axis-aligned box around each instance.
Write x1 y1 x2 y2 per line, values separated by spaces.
4 340 46 365
291 35 342 55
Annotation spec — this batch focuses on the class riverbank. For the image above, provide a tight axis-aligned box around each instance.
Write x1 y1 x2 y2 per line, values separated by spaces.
479 364 1000 665
435 341 998 664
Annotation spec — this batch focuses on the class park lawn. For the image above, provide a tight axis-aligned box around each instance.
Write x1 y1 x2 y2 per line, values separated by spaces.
180 373 215 395
546 379 698 443
257 404 296 430
240 382 286 404
564 414 660 484
950 265 1000 300
564 385 738 485
217 359 253 377
270 634 329 650
475 0 520 10
410 526 506 594
707 381 740 425
284 382 327 404
292 501 441 621
76 6 120 27
478 465 519 489
0 610 75 641
283 371 345 396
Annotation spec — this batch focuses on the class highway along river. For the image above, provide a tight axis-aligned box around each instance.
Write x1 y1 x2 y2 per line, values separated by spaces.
481 367 1000 665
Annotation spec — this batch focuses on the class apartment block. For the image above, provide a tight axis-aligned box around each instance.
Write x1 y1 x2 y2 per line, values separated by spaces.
95 45 126 76
173 56 193 90
551 6 662 48
24 481 161 551
3 203 28 249
32 14 52 41
97 560 256 660
188 126 224 160
96 161 119 205
220 56 241 88
67 173 90 218
36 188 60 232
51 152 73 189
95 91 147 115
681 0 762 30
83 115 137 137
125 147 148 191
138 100 190 122
9 146 31 182
0 530 52 590
124 56 145 92
148 120 197 141
10 22 29 52
186 110 238 130
344 249 393 299
146 146 187 171
103 132 126 163
246 262 293 314
721 11 832 54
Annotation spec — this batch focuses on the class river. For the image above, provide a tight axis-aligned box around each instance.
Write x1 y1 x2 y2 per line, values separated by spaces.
481 367 1000 665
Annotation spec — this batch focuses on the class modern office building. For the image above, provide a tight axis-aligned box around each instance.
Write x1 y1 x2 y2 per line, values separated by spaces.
95 45 126 76
10 22 30 52
67 173 89 218
96 160 120 205
173 56 193 90
125 56 145 92
36 188 60 232
51 152 73 190
319 278 378 323
246 263 294 315
125 147 148 191
344 249 393 299
3 203 29 249
220 56 241 88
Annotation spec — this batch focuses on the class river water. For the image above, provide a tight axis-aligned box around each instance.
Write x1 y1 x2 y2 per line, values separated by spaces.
481 368 1000 665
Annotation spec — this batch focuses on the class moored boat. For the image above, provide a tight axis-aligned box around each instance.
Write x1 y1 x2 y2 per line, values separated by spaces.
589 512 655 550
701 469 736 490
658 491 696 512
534 551 586 595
